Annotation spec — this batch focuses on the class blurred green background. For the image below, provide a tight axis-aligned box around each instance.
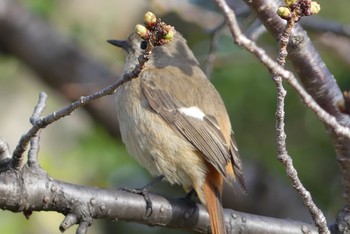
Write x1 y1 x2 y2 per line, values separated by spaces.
0 0 349 233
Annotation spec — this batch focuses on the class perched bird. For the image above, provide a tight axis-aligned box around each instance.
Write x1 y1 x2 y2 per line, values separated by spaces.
108 28 245 234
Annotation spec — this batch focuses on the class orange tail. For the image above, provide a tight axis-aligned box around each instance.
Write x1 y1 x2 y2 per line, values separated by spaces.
202 165 225 234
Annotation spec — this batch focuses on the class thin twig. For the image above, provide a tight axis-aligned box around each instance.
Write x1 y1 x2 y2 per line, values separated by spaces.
274 15 329 234
205 20 226 77
27 92 47 168
10 14 174 170
12 92 48 169
27 134 41 168
213 0 332 232
11 35 155 170
29 92 48 125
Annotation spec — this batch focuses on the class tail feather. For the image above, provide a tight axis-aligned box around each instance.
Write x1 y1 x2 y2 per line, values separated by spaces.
230 133 246 194
202 165 225 234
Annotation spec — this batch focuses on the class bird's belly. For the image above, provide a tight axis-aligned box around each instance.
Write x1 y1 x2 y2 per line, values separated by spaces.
115 82 207 188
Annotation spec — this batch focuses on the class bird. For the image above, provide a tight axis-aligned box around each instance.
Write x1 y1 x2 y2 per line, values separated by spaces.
108 27 246 234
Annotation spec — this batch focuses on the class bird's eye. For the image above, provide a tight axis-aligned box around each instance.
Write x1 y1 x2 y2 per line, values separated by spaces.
140 40 148 50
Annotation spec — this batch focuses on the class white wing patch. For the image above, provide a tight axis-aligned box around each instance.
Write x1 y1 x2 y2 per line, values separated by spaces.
178 106 205 120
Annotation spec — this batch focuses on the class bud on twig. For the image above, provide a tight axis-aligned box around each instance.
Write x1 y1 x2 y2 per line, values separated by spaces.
134 11 176 46
278 0 321 21
310 1 321 15
135 24 150 40
162 25 175 42
144 11 157 28
277 6 292 20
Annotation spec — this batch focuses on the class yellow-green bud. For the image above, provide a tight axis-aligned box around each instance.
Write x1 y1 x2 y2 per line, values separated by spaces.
144 11 157 27
163 27 175 41
135 24 150 39
310 1 321 15
285 0 297 7
277 6 292 20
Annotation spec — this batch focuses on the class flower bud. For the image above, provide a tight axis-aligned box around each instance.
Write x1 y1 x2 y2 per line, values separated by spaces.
144 11 157 27
277 6 292 20
310 1 320 15
135 24 150 39
163 27 175 41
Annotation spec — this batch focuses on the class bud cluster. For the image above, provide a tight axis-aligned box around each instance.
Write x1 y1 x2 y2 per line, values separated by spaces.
277 0 320 21
135 11 176 46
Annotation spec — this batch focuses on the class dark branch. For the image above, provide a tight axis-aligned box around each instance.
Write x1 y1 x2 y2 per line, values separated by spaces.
0 164 318 233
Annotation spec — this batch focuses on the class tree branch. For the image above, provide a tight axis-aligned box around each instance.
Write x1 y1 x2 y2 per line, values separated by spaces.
0 154 318 233
273 2 328 233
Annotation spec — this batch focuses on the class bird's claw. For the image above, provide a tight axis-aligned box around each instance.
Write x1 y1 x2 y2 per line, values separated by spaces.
118 175 165 218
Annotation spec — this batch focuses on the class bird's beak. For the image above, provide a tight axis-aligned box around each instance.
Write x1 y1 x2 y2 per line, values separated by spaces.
107 40 130 51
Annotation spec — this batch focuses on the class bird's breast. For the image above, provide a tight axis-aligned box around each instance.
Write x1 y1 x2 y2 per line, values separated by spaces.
115 78 207 188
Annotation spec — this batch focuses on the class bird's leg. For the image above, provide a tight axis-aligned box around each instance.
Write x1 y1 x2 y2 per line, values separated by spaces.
120 174 165 217
181 188 197 205
184 188 197 201
178 188 198 216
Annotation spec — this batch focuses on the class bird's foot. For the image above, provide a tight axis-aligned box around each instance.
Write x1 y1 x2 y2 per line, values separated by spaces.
179 188 198 215
119 175 165 218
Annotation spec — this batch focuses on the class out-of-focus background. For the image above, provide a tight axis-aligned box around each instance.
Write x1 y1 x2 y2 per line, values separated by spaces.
0 0 349 233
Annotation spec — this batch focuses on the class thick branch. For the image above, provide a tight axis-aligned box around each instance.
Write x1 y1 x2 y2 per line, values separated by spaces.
0 163 318 233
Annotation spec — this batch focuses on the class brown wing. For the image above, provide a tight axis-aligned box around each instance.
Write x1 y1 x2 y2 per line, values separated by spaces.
141 72 233 180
